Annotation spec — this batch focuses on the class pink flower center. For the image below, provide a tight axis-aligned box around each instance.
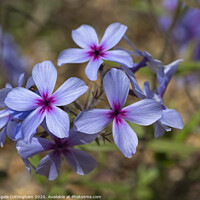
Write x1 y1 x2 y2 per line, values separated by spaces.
36 95 56 113
87 44 105 60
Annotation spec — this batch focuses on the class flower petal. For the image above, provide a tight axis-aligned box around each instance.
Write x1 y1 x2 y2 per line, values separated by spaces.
103 50 133 68
5 87 41 111
103 68 129 110
36 151 62 180
157 59 183 97
0 88 12 108
6 121 22 141
52 77 88 106
143 82 155 99
160 109 184 129
57 48 90 66
122 99 162 125
154 121 166 138
18 73 25 87
100 23 127 50
32 60 57 98
74 109 112 134
85 58 103 81
0 109 10 129
0 127 6 148
72 25 98 49
22 107 46 143
122 66 146 99
63 148 97 175
67 128 98 146
113 118 138 158
16 136 54 158
21 158 35 174
25 76 34 89
46 106 70 138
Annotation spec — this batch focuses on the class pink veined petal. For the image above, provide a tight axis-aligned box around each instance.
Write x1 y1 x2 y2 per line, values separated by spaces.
32 60 57 98
22 106 46 143
72 24 99 49
122 99 162 126
74 109 113 134
85 58 103 81
36 151 62 180
45 106 70 138
5 87 42 111
160 109 184 129
113 118 138 158
103 68 129 110
103 50 133 68
63 148 97 175
57 48 90 66
52 77 88 106
100 23 127 50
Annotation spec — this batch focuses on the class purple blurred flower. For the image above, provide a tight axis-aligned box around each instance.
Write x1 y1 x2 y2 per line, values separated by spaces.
57 23 133 81
17 128 98 180
0 26 29 85
74 68 162 158
163 0 178 11
160 4 200 60
123 60 184 138
5 61 88 142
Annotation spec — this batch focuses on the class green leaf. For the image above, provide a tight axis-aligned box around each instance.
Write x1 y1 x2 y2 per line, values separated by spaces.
174 109 200 142
76 180 130 194
127 122 144 137
147 139 200 156
48 186 66 196
135 187 153 200
137 167 159 186
78 142 117 152
177 61 200 74
103 60 121 67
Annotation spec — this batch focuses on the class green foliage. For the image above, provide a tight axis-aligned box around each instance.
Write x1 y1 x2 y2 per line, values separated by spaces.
147 139 200 156
134 167 159 200
174 108 200 142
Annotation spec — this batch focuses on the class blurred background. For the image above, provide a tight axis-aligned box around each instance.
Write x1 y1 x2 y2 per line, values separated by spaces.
0 0 200 199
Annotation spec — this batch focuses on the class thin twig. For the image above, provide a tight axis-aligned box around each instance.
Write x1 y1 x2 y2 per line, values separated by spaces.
159 0 182 61
73 100 83 111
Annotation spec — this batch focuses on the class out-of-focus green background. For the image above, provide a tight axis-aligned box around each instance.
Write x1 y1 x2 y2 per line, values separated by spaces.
0 0 200 199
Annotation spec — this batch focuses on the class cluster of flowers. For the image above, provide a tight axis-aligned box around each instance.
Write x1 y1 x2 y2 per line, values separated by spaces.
160 0 200 60
0 23 183 180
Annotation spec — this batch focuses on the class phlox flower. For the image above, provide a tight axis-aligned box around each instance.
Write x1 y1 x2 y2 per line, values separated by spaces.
123 60 184 138
74 68 162 158
57 23 133 81
17 128 98 180
5 60 88 142
0 74 33 147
